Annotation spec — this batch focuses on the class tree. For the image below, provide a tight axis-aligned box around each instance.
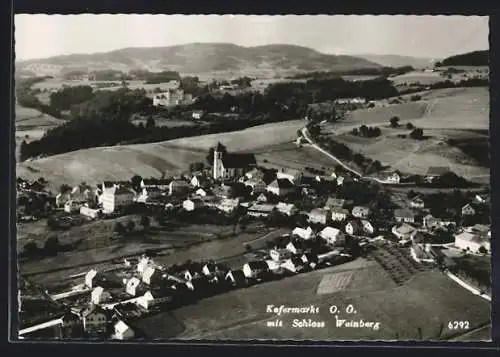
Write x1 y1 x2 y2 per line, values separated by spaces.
131 175 143 192
126 220 136 232
140 215 151 230
390 116 400 128
43 236 60 256
406 122 415 130
189 162 205 172
478 246 487 254
114 222 125 234
146 116 156 129
410 128 424 140
23 240 39 257
60 184 71 194
351 128 359 136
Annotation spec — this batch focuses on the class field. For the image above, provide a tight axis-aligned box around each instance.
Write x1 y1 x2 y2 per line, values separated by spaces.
389 70 444 86
17 119 306 189
321 87 489 182
166 258 490 340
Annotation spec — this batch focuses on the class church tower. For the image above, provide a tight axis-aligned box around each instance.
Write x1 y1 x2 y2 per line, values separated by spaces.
213 143 225 180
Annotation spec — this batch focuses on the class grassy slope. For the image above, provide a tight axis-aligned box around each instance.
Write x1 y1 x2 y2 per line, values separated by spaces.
170 259 490 340
16 119 306 189
328 87 489 180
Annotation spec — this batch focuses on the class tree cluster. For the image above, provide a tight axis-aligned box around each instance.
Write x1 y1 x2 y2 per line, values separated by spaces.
351 125 381 138
49 85 95 111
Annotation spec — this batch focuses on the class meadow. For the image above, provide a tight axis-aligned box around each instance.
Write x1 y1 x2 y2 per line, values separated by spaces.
17 119 306 189
170 259 490 340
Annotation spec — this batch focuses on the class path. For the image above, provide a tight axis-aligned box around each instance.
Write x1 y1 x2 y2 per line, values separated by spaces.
445 271 491 302
300 127 395 185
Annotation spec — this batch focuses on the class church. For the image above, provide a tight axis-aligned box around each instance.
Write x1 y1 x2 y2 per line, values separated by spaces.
213 143 257 180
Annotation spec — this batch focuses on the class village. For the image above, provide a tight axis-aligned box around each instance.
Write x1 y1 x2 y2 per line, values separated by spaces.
17 135 491 340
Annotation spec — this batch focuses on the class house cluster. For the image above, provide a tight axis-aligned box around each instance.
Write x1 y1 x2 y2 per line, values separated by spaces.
153 88 193 107
54 218 355 339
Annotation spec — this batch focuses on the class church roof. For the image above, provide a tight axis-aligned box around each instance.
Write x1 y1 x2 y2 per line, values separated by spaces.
221 153 256 169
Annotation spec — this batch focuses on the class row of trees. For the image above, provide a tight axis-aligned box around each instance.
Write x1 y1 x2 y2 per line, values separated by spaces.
289 65 415 80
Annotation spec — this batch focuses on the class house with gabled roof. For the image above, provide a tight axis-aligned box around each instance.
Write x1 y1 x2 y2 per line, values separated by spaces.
276 167 303 185
308 208 330 225
410 196 425 209
275 202 297 216
91 286 111 305
461 204 476 216
345 220 364 236
113 320 135 340
324 197 346 210
242 261 270 280
319 227 345 246
225 269 247 287
81 304 109 335
266 178 296 197
392 223 418 241
269 248 294 262
331 207 349 222
280 255 307 274
352 206 370 219
394 208 417 223
292 226 315 240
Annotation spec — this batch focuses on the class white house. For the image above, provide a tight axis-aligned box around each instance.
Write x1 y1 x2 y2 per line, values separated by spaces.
461 204 476 216
324 197 346 210
137 256 153 274
361 220 375 235
280 256 306 274
142 266 161 285
242 261 269 280
269 248 293 262
276 168 303 185
192 110 204 120
352 206 370 219
308 208 330 225
136 291 171 310
56 191 72 208
275 202 297 216
345 220 364 236
64 200 83 214
183 198 204 212
394 209 417 224
91 286 111 305
392 223 418 241
265 259 282 274
85 269 99 289
125 277 142 296
266 178 296 197
331 207 349 222
80 205 101 219
381 172 401 184
195 188 208 197
190 175 207 188
292 226 315 240
247 204 275 217
319 227 345 246
216 198 240 214
99 184 135 214
114 320 135 340
410 196 425 209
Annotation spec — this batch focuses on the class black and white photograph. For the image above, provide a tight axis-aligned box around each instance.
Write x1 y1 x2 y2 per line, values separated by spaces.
13 14 491 341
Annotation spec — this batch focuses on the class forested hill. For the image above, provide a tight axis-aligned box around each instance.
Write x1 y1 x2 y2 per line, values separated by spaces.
435 50 488 67
17 43 381 76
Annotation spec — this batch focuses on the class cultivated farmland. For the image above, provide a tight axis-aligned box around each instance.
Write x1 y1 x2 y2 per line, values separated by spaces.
16 119 306 189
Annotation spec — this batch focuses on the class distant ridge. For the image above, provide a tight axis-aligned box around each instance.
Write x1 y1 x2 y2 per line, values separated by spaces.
355 54 435 69
436 50 488 67
16 43 382 77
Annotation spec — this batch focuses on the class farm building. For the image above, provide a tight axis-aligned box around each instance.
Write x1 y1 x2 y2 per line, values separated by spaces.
461 204 476 216
270 248 294 262
245 168 265 181
319 227 345 246
345 220 364 236
113 320 135 340
324 198 346 210
352 206 370 219
394 208 417 223
244 179 267 194
410 196 425 209
91 287 111 305
99 184 135 214
275 202 297 216
361 220 375 235
331 207 349 222
215 198 240 214
168 180 190 196
81 305 109 335
225 269 247 287
392 223 418 241
80 205 101 219
183 198 204 212
292 226 315 240
276 168 303 185
280 256 307 274
242 261 270 280
425 166 450 183
85 269 101 289
308 208 330 225
266 178 296 197
125 277 143 296
247 203 275 217
64 200 84 214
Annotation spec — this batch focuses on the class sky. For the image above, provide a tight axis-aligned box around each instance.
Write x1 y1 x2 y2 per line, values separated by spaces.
14 15 489 61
